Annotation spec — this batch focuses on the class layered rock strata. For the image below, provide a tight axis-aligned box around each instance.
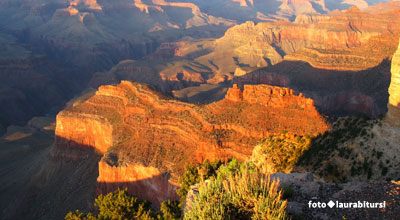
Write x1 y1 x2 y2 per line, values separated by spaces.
55 81 329 206
173 3 400 82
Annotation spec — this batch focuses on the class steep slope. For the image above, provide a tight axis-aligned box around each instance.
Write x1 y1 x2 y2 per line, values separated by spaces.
54 81 328 206
386 39 400 127
0 33 80 133
296 116 400 182
0 117 99 220
294 39 400 183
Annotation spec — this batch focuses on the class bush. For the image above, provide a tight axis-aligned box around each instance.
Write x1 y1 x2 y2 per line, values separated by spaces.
252 133 311 174
281 184 294 200
184 165 288 220
176 160 224 207
160 200 181 220
65 189 155 220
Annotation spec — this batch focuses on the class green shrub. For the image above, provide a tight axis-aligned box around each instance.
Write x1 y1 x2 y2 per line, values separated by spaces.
160 200 181 220
65 189 155 220
184 165 288 220
176 160 224 208
281 184 294 200
252 133 311 174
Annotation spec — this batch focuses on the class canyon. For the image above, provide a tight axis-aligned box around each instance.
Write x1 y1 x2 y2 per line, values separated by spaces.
1 1 400 219
1 1 399 132
88 2 400 118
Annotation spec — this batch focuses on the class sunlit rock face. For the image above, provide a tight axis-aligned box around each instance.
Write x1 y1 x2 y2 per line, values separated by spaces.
387 41 400 127
54 81 329 207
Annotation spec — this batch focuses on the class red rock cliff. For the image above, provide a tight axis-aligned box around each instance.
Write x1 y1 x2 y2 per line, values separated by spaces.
55 81 329 206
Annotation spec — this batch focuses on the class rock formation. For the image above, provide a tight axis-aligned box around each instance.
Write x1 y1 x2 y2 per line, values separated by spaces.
213 7 400 73
97 161 180 206
88 2 400 118
155 3 400 91
55 81 328 206
387 40 400 127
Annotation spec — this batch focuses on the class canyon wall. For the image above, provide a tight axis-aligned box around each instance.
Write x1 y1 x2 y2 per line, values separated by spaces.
386 40 400 127
97 161 179 207
205 7 400 75
55 114 113 154
55 81 328 206
80 2 400 119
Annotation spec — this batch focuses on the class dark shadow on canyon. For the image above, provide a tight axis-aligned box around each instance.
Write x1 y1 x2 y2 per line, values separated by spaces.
1 135 179 220
1 137 100 220
233 59 392 118
97 177 179 210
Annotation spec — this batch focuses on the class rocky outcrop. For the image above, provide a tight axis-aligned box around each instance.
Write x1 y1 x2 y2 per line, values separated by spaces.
55 113 113 155
270 173 400 220
226 84 317 112
386 40 400 127
55 81 328 206
97 161 179 207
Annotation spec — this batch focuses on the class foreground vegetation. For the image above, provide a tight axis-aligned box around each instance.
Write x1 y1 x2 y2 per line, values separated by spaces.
66 160 288 220
185 163 287 220
252 132 312 174
66 115 400 219
65 189 180 220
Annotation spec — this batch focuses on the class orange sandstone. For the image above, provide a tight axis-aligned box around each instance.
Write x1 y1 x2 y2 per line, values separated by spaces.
55 81 329 206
